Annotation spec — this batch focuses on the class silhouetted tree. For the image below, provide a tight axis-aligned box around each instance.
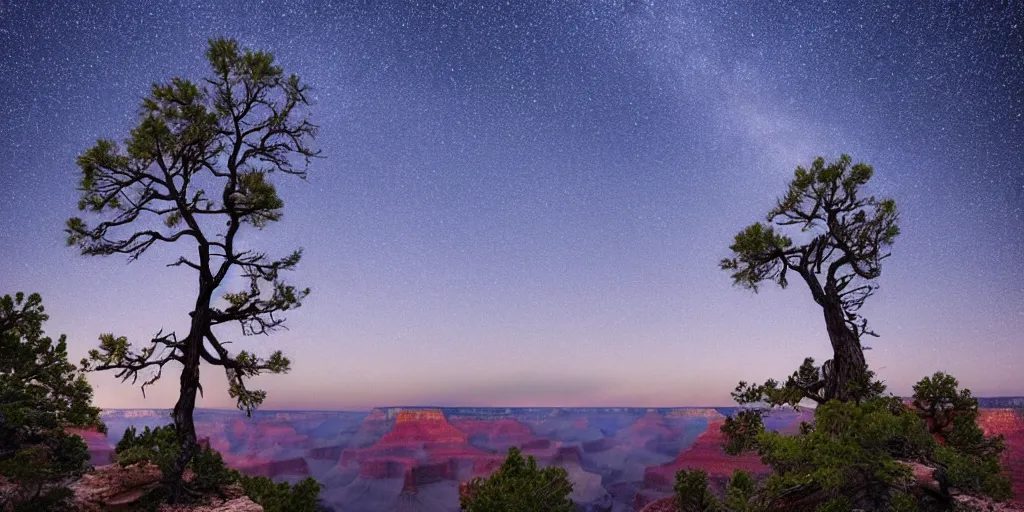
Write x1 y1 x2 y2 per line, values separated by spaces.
0 292 104 510
68 37 318 500
721 155 899 402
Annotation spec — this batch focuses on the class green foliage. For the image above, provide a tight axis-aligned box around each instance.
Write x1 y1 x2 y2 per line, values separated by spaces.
115 425 180 473
460 447 574 512
934 446 1012 501
238 474 322 512
749 397 934 510
674 469 722 511
190 447 241 496
721 410 765 456
909 372 1011 501
720 155 899 296
0 292 103 511
722 373 1013 509
912 372 977 433
113 425 323 509
723 470 756 512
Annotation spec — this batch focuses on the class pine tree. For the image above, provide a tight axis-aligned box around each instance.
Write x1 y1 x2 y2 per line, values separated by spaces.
68 37 318 500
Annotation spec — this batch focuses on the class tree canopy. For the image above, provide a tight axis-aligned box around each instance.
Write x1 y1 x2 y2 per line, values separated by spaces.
67 37 318 499
0 292 104 511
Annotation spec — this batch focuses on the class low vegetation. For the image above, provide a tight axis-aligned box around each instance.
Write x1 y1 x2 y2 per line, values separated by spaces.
115 424 323 511
459 446 575 512
0 292 104 512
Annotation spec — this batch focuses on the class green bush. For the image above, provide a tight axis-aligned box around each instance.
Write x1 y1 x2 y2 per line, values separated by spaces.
723 470 755 512
674 469 721 512
721 370 1014 510
755 397 930 510
460 447 574 512
116 425 179 473
113 425 323 510
0 292 104 511
238 474 322 512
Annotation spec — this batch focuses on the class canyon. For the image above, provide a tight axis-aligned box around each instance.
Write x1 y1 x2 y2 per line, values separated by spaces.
82 404 1024 512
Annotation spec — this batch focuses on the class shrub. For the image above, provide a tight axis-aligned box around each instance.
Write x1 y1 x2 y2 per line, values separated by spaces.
723 470 755 512
0 292 104 511
460 447 574 512
674 469 721 512
113 424 323 510
755 397 931 510
238 474 322 512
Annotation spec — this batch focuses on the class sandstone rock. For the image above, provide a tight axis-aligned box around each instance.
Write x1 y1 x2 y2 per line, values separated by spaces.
951 493 1024 511
979 408 1024 507
72 463 163 511
71 463 264 512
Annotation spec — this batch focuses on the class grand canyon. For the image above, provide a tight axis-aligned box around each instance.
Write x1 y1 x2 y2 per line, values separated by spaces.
73 401 1024 512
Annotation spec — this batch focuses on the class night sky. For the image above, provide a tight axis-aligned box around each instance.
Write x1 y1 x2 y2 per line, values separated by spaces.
1 1 1022 410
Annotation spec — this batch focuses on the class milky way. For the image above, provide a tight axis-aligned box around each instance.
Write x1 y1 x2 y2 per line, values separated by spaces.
0 1 1021 409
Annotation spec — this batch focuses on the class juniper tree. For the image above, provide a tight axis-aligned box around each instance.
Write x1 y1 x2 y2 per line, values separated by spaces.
67 37 318 499
720 155 899 403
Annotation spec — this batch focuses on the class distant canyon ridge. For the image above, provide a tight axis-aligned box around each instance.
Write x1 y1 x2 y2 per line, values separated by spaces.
70 402 1024 512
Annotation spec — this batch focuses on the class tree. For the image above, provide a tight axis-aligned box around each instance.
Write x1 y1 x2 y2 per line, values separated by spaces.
912 373 1011 500
719 375 1012 510
674 469 721 512
720 155 899 402
68 37 318 500
0 292 104 510
459 447 574 512
671 469 755 512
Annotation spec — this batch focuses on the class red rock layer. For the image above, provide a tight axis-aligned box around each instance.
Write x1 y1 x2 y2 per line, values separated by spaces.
618 412 676 442
379 410 468 445
450 418 535 444
341 408 491 489
642 420 767 491
67 426 116 466
228 455 312 478
979 409 1024 505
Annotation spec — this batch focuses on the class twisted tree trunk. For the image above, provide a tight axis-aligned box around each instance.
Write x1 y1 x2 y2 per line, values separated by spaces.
164 290 211 502
821 295 868 402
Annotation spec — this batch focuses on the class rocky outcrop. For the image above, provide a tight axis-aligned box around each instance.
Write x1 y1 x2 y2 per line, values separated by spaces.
71 463 263 512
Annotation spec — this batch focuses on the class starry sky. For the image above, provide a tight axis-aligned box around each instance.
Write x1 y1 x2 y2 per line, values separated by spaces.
1 0 1022 410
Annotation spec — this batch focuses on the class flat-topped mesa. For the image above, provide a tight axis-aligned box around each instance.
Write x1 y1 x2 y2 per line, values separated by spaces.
378 409 468 445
